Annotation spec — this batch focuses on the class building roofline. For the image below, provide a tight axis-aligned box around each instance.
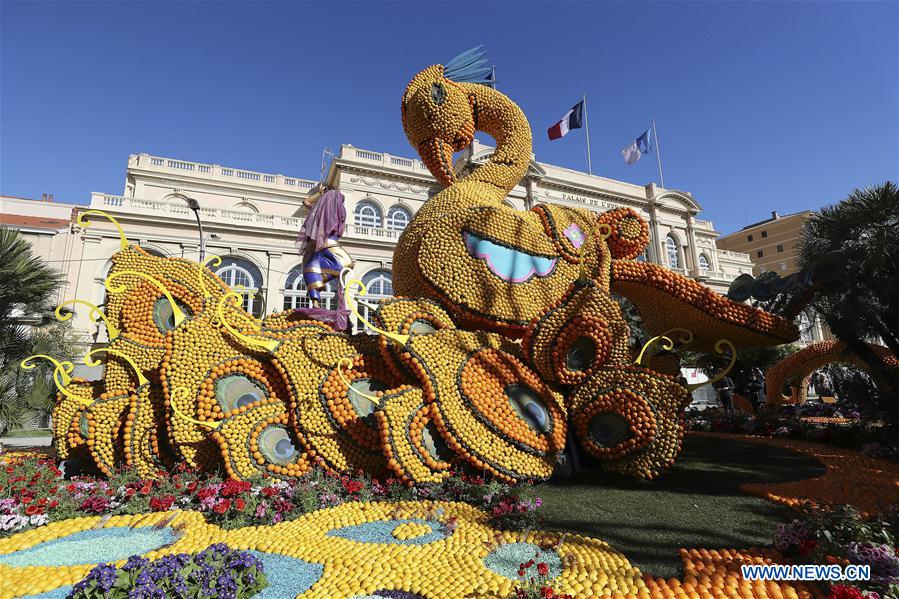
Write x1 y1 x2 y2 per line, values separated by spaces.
738 209 812 231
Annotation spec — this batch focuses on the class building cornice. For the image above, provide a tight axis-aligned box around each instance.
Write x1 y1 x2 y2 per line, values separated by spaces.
130 172 313 205
333 162 435 191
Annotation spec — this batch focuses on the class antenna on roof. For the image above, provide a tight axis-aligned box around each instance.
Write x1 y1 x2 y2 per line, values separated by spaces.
320 147 335 187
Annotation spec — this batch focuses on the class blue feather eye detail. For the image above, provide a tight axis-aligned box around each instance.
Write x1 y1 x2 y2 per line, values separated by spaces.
443 45 493 85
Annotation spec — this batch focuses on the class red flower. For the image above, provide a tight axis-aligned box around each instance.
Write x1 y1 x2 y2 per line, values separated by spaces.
221 479 251 497
48 500 58 509
196 487 217 501
261 486 280 497
186 481 198 493
537 562 549 576
517 569 525 577
541 588 554 598
125 488 136 497
341 479 364 494
139 485 152 495
149 495 176 512
828 586 865 599
234 498 246 511
213 499 231 514
25 504 44 516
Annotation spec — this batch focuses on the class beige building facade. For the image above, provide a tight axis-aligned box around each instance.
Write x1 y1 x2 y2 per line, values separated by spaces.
716 210 813 276
3 142 757 346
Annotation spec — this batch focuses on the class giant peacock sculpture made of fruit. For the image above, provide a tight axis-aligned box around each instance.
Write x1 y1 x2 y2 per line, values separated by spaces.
32 48 798 485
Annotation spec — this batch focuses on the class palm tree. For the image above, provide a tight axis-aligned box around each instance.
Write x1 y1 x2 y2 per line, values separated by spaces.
0 227 80 434
799 182 899 412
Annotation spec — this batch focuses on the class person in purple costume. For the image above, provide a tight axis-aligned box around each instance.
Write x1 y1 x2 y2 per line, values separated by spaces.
296 188 354 308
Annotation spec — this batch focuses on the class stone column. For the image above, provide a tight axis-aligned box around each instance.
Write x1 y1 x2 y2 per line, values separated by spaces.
525 178 536 211
685 211 701 276
75 235 103 341
647 203 664 265
267 251 286 315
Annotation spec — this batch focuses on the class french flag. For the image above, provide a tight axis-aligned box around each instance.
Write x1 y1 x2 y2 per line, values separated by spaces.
547 101 584 140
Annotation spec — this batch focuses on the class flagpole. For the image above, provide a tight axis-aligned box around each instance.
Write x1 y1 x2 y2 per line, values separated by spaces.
652 118 664 188
583 93 593 175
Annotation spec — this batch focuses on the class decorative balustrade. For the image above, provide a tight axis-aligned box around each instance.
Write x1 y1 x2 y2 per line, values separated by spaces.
344 147 426 172
717 249 749 260
92 194 303 230
355 149 383 162
133 154 318 191
343 223 403 240
91 194 411 241
135 150 426 189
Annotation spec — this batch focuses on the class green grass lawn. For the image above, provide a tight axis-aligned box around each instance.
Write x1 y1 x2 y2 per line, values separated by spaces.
537 434 826 578
2 428 52 438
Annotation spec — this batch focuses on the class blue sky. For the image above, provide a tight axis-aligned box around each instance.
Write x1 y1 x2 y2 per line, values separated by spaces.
1 1 896 234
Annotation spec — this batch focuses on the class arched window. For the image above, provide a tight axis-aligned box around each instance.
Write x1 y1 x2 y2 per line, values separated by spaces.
636 249 648 262
666 235 680 269
386 205 411 231
356 269 393 333
283 267 336 310
354 200 382 228
216 256 264 317
698 253 710 272
232 201 259 213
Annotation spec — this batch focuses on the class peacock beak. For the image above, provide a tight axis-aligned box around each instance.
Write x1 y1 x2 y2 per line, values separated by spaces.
418 137 458 186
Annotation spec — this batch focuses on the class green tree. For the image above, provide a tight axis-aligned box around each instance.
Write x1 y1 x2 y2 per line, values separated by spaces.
0 228 82 434
799 182 899 406
682 344 799 394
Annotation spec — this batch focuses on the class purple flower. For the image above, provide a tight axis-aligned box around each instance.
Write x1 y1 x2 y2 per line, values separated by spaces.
215 573 237 599
846 543 899 585
123 555 150 572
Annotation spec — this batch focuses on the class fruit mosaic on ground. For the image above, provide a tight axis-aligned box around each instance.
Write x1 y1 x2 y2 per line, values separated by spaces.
5 432 893 599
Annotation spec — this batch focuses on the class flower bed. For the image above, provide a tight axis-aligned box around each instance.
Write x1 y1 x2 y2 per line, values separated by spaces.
774 505 898 598
70 544 267 599
0 456 541 539
0 500 826 599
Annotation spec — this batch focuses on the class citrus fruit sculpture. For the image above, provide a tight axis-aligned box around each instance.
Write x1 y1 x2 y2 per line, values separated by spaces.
39 48 799 484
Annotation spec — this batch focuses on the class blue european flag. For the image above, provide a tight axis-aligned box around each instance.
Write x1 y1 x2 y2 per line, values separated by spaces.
621 128 653 164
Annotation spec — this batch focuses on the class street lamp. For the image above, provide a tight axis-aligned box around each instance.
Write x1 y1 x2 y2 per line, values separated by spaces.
183 197 205 260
